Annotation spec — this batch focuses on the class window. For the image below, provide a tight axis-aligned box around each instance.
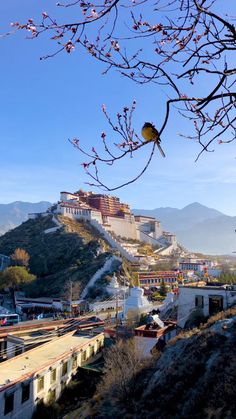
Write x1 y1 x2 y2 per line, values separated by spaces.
37 376 44 393
48 389 56 402
21 383 30 404
209 296 223 316
195 295 204 308
97 340 102 352
50 368 57 384
4 393 14 415
72 357 77 370
62 361 68 376
89 346 95 357
82 351 87 362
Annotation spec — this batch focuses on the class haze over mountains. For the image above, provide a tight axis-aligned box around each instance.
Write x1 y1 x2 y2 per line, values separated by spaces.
133 203 236 255
0 201 235 255
0 201 51 235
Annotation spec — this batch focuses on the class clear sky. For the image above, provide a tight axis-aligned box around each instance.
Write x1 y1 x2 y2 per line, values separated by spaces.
0 1 236 215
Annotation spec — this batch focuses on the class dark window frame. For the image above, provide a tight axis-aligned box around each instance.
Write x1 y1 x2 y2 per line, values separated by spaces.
21 383 30 404
50 368 57 383
62 361 68 376
195 295 204 308
4 393 14 415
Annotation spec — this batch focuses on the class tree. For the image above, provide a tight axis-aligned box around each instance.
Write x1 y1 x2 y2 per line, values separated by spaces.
0 266 36 291
159 278 167 296
10 1 236 190
11 248 30 267
97 338 153 406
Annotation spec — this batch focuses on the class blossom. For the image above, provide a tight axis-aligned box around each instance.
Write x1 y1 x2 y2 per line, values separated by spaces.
91 9 99 19
65 40 75 53
111 40 120 52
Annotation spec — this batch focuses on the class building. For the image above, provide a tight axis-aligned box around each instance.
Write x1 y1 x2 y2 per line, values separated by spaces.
179 258 213 274
14 293 64 315
138 271 181 288
134 317 177 357
0 316 104 362
77 190 130 217
177 284 236 328
0 330 104 419
123 287 153 318
31 189 179 259
134 215 162 241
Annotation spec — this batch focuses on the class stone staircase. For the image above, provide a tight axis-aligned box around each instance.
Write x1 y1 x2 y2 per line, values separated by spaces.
90 219 137 262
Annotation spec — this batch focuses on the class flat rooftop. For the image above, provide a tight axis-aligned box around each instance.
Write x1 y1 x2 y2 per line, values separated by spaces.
0 331 102 389
180 284 236 290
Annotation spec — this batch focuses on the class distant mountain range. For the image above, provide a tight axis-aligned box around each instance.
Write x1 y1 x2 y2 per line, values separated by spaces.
0 201 235 255
0 201 52 235
133 203 236 255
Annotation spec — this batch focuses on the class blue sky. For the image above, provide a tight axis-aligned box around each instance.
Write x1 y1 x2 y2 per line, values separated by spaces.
0 1 236 215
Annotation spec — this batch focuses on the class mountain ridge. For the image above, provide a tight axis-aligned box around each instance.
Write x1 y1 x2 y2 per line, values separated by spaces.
133 203 236 255
0 201 52 235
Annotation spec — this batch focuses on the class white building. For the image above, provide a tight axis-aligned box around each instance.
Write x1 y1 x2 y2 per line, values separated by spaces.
134 319 177 358
30 190 179 260
123 287 153 318
106 273 128 296
0 331 104 419
177 284 236 328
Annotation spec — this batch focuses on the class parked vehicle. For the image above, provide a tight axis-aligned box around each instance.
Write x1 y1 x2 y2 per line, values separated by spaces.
0 313 19 326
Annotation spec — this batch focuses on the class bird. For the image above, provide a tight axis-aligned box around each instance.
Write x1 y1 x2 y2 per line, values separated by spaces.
141 122 166 157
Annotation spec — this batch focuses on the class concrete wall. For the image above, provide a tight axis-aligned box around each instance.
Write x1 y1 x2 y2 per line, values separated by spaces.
177 286 236 328
138 231 161 247
0 333 104 419
57 205 103 224
80 255 122 299
105 216 138 240
135 220 162 240
89 300 124 312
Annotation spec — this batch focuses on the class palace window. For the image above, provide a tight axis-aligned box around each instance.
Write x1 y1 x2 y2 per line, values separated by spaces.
21 383 30 404
50 368 57 384
62 361 68 376
4 393 14 415
72 356 77 370
37 376 44 393
89 346 95 357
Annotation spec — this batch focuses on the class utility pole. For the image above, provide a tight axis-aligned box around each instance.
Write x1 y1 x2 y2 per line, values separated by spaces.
69 280 73 317
115 292 118 328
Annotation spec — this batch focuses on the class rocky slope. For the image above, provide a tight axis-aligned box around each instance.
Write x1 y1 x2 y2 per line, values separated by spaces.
0 215 113 298
93 308 236 419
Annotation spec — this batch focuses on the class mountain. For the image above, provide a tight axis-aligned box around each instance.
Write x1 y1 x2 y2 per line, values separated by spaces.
133 203 236 255
0 201 52 235
0 215 112 297
87 308 236 419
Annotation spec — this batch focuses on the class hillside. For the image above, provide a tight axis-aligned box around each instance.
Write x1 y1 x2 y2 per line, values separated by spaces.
133 203 236 254
88 307 236 419
0 201 52 235
0 215 113 298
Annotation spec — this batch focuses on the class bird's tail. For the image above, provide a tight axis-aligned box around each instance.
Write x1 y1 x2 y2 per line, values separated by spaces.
155 140 166 158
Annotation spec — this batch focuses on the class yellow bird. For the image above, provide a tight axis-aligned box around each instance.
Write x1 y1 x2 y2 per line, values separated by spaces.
141 122 166 157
